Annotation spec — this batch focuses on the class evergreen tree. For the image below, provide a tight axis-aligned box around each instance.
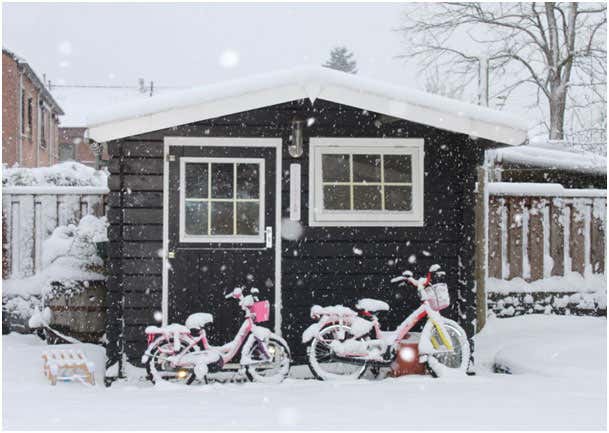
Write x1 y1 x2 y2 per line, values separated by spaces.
323 46 358 74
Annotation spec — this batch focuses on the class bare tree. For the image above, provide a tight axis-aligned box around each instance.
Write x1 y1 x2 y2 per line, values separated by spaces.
398 3 607 141
424 66 466 100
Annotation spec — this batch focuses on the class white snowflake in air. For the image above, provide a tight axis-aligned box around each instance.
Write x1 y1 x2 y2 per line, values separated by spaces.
219 50 239 68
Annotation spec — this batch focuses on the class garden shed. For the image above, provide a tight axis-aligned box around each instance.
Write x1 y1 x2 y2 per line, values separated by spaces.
86 66 528 372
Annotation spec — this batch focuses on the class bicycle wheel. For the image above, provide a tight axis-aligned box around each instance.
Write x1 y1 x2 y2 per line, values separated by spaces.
307 324 367 381
145 335 198 384
425 319 470 377
243 335 291 384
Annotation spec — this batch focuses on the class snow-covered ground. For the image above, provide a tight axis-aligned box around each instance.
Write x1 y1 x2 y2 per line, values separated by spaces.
3 315 606 430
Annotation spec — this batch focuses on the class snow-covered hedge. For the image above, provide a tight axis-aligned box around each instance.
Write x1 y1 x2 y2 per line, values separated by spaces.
2 161 108 188
3 215 108 322
488 290 606 318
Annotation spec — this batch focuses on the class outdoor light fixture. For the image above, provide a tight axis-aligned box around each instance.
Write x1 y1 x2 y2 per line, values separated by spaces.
289 118 305 158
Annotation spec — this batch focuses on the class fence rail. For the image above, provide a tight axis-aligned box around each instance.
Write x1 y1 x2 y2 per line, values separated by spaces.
2 186 108 279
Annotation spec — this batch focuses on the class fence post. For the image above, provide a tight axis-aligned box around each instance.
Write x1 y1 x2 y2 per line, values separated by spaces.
474 166 488 332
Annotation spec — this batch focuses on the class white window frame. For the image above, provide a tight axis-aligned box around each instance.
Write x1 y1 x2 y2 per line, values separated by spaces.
309 138 424 227
179 156 265 243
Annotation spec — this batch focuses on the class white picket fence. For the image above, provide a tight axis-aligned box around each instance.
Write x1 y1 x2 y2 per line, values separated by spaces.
2 186 108 279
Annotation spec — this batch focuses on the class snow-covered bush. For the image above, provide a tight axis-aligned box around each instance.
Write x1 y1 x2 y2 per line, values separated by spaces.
3 215 108 328
2 161 108 187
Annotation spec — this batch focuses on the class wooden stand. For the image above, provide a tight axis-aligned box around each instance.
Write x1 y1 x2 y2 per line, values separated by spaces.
42 349 95 386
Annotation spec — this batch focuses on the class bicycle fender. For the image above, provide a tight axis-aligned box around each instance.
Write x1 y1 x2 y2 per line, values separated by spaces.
302 322 322 343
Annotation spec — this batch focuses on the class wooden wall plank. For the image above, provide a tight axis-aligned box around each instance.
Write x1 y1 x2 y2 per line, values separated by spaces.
550 200 565 276
528 198 544 281
18 195 35 277
591 199 606 274
487 197 503 279
570 200 585 275
507 198 524 279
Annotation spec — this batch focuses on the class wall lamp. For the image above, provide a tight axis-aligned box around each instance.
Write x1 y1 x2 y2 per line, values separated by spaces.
289 118 305 158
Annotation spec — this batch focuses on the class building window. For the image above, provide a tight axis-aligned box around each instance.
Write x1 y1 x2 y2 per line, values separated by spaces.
20 90 26 134
309 138 424 226
59 142 76 161
27 97 33 135
39 105 47 149
179 157 265 243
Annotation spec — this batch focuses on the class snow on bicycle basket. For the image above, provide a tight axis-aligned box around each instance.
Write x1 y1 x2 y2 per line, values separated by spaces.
250 300 270 323
424 283 450 311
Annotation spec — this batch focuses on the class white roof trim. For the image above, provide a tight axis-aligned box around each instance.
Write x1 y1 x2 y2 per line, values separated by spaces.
87 66 528 145
488 144 607 175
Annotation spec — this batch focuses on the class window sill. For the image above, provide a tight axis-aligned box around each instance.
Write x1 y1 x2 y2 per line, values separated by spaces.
308 215 424 227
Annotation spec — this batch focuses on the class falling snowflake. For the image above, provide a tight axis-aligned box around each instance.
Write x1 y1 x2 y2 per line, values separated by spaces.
58 41 72 55
219 50 239 68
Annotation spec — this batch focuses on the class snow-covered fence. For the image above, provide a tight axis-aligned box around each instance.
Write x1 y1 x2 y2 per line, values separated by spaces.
475 181 606 327
2 186 108 278
485 183 606 283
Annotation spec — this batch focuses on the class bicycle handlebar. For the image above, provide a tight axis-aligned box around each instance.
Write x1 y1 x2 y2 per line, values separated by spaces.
391 271 433 288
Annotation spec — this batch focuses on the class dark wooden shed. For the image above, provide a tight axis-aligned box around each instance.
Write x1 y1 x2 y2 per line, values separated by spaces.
87 66 528 375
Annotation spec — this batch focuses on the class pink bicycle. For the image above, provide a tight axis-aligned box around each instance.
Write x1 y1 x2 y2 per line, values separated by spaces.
302 265 470 380
142 287 291 384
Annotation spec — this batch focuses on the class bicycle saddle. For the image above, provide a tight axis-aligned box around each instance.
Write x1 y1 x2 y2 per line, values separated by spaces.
185 313 214 329
145 323 190 334
355 298 390 313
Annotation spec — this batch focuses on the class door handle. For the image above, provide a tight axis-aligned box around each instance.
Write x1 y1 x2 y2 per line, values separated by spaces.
265 226 273 248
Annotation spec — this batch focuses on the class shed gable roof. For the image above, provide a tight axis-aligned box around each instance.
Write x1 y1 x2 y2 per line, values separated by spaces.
87 66 528 145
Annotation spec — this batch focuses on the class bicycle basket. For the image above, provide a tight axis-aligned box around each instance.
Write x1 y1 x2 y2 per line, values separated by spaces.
250 300 270 323
424 283 450 311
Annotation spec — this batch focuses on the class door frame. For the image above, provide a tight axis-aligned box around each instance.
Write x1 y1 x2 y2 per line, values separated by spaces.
162 137 283 335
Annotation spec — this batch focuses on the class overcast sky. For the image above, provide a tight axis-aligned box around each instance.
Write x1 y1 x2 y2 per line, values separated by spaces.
3 3 417 89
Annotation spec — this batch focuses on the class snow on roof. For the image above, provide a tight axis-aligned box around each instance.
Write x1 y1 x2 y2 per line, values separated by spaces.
488 143 607 175
51 85 176 128
86 65 528 145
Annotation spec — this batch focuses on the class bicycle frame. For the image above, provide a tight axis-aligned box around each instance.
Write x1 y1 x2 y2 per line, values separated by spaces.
163 316 259 368
370 301 454 352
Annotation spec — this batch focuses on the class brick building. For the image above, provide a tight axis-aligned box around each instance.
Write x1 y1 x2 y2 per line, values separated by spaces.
2 48 64 167
58 126 107 167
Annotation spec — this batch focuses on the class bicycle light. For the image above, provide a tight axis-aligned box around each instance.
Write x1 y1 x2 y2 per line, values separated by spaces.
398 346 416 363
176 369 189 379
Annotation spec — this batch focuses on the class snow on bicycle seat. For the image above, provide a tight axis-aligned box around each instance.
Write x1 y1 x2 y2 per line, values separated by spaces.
355 298 390 313
311 305 357 317
145 323 190 335
185 313 214 329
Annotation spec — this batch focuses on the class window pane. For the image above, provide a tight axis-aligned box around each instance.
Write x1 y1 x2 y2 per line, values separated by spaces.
185 201 208 235
237 163 259 199
353 154 381 182
210 202 233 235
353 186 382 210
323 185 350 210
385 186 412 211
185 163 208 198
384 155 412 183
322 154 350 182
237 202 260 235
211 163 233 198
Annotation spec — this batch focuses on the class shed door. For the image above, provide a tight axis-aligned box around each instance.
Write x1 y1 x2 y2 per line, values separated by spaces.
166 143 277 344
